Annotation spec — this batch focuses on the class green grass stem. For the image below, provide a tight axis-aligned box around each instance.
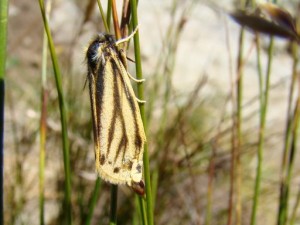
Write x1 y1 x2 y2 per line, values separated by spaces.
277 41 299 225
130 1 153 225
0 0 8 223
85 178 102 225
96 0 109 33
39 3 51 224
235 27 245 225
109 2 120 224
109 185 118 225
290 185 300 225
39 24 49 225
133 194 147 225
106 0 112 31
138 195 148 225
278 87 300 225
37 0 72 223
250 37 274 225
0 0 8 80
132 197 139 225
284 100 300 224
151 170 158 210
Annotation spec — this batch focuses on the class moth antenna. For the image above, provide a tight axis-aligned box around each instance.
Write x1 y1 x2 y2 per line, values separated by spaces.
127 72 145 83
135 97 146 104
115 25 139 45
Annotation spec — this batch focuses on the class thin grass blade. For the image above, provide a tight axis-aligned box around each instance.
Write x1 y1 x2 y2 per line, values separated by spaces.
37 0 72 223
129 1 153 225
0 0 9 223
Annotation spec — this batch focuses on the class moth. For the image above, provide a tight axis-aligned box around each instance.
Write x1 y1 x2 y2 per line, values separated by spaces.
86 30 146 195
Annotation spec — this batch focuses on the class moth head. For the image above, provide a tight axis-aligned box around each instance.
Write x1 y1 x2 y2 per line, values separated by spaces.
86 33 116 71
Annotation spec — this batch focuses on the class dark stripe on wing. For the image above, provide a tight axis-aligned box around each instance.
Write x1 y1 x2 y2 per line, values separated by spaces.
88 60 105 159
87 70 98 160
106 60 119 157
128 95 143 158
111 56 144 159
95 61 106 143
112 61 129 162
105 59 129 163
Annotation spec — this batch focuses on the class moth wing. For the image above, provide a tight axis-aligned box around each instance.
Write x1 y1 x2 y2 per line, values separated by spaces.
93 54 146 185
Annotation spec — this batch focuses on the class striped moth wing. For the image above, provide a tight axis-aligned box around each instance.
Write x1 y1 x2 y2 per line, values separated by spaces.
86 33 146 195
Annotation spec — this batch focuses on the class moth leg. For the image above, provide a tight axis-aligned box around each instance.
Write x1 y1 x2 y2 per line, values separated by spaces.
127 72 145 83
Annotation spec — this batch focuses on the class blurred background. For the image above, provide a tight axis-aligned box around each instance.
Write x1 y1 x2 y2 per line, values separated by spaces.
4 0 300 224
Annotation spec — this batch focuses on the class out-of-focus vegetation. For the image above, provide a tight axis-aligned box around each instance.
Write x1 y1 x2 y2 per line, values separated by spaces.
3 0 300 224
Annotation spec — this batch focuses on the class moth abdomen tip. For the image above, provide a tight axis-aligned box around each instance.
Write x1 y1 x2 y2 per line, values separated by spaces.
131 180 145 196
